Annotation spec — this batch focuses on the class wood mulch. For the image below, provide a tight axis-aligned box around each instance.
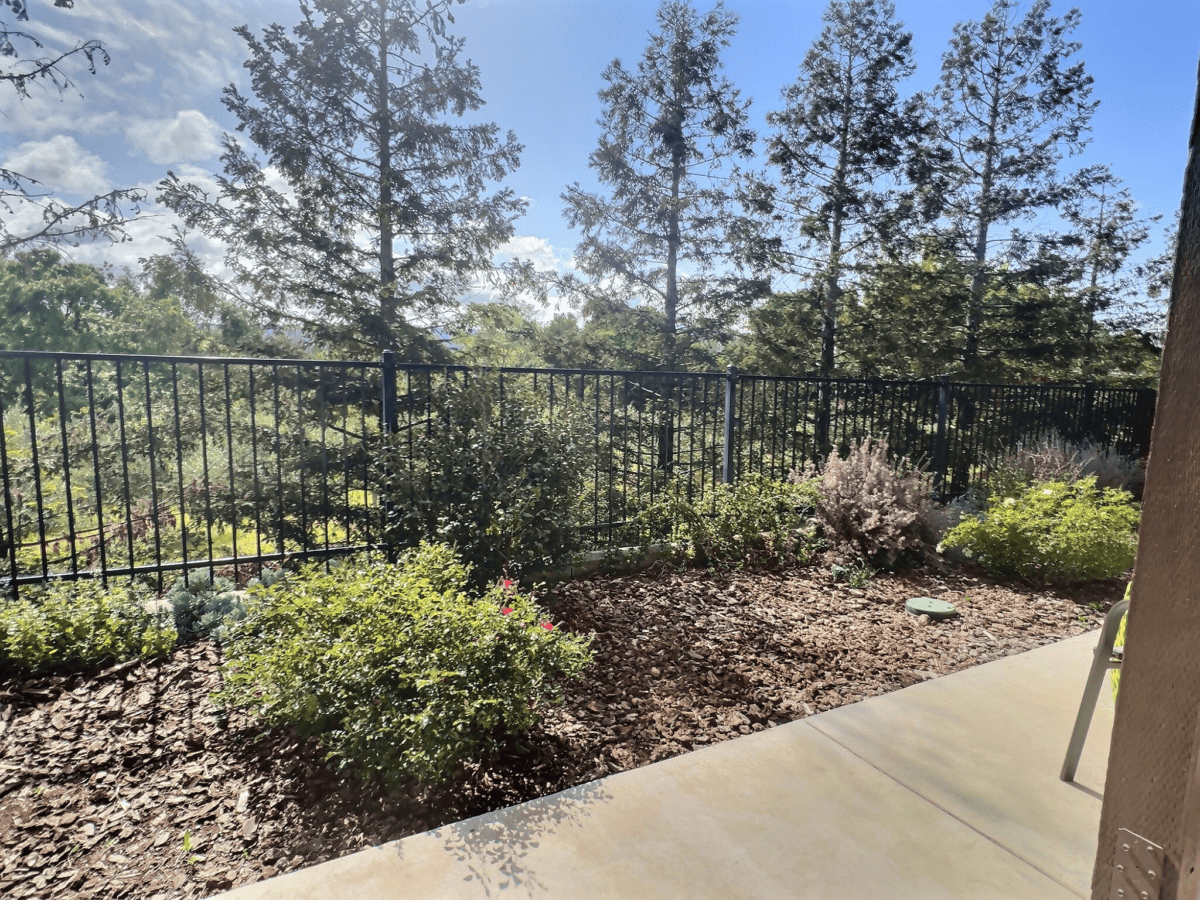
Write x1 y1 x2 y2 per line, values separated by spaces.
0 560 1125 899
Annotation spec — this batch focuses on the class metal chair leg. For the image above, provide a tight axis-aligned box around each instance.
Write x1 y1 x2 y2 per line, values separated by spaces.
1061 599 1129 783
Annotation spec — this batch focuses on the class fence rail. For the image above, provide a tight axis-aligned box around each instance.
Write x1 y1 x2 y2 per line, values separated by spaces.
0 349 1155 597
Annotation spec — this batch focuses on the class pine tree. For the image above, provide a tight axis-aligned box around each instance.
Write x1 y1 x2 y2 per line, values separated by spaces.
1058 168 1157 378
159 0 524 358
558 0 765 370
916 0 1096 376
763 0 918 378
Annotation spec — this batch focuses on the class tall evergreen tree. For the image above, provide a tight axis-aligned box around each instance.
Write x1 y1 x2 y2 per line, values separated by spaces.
558 0 765 370
159 0 524 358
915 0 1096 376
763 0 917 378
1057 168 1157 378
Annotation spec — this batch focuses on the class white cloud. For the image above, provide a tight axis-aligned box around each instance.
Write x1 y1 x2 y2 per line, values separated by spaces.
497 234 573 274
0 1 247 143
54 168 231 279
2 135 110 196
126 109 223 165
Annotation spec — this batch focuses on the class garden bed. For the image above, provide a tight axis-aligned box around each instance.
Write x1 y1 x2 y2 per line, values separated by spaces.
0 560 1124 900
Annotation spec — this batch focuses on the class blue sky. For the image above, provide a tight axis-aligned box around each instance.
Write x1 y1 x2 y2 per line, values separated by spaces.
2 0 1197 293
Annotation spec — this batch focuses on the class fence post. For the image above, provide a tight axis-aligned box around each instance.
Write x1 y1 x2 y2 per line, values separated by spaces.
1133 388 1157 460
380 351 398 560
0 396 16 601
722 365 737 484
1081 380 1096 443
933 375 950 499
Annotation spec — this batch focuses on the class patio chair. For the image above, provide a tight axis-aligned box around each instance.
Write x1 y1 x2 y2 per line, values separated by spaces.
1060 598 1129 782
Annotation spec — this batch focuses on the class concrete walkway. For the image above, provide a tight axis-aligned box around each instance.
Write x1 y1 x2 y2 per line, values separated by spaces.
220 632 1113 900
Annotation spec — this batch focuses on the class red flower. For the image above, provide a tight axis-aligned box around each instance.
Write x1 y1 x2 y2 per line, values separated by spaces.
500 607 514 615
503 579 514 591
541 622 554 631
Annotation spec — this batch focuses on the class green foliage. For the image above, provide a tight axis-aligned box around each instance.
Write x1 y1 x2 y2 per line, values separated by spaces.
0 250 208 361
917 0 1097 376
159 0 523 358
554 0 766 369
380 375 593 585
816 437 932 567
940 478 1139 584
165 572 249 644
217 544 593 787
639 472 814 569
761 0 918 377
0 581 176 674
831 559 875 588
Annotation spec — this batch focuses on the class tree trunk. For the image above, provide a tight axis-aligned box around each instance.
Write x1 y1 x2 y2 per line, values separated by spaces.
821 55 855 380
375 0 397 348
664 130 683 371
966 78 1002 374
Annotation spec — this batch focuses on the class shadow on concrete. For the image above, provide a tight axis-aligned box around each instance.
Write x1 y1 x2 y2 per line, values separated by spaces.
393 777 613 897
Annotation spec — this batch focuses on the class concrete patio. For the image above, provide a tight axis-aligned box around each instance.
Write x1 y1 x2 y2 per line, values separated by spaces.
219 631 1113 900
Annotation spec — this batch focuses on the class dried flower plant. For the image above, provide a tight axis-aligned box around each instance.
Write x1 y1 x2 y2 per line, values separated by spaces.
816 437 933 567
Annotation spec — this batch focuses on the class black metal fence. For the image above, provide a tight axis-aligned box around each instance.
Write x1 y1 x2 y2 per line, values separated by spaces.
0 349 1155 597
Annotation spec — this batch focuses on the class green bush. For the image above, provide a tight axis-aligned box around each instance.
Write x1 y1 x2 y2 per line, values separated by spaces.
940 477 1139 584
638 472 814 568
217 543 593 787
0 580 176 673
378 374 593 586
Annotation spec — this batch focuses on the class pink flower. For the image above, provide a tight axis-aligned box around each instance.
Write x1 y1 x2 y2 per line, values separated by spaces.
500 607 514 616
503 579 514 591
541 622 554 631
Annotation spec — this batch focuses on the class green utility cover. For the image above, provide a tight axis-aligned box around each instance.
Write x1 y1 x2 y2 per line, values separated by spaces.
906 596 957 620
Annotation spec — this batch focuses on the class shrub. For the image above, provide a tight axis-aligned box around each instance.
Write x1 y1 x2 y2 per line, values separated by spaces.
787 464 823 514
0 581 176 673
816 438 932 567
217 543 593 787
984 432 1145 501
638 472 814 568
939 478 1139 584
165 572 250 644
925 493 984 550
378 374 593 586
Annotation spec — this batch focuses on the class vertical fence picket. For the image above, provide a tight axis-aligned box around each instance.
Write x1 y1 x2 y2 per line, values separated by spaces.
114 361 135 580
22 358 49 579
54 359 79 577
249 366 263 564
171 363 189 587
379 351 398 561
0 391 17 598
933 376 951 499
143 362 164 590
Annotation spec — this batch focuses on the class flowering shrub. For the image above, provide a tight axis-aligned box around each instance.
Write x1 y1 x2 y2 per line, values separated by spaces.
939 478 1139 584
816 438 932 567
217 543 593 787
0 581 176 674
